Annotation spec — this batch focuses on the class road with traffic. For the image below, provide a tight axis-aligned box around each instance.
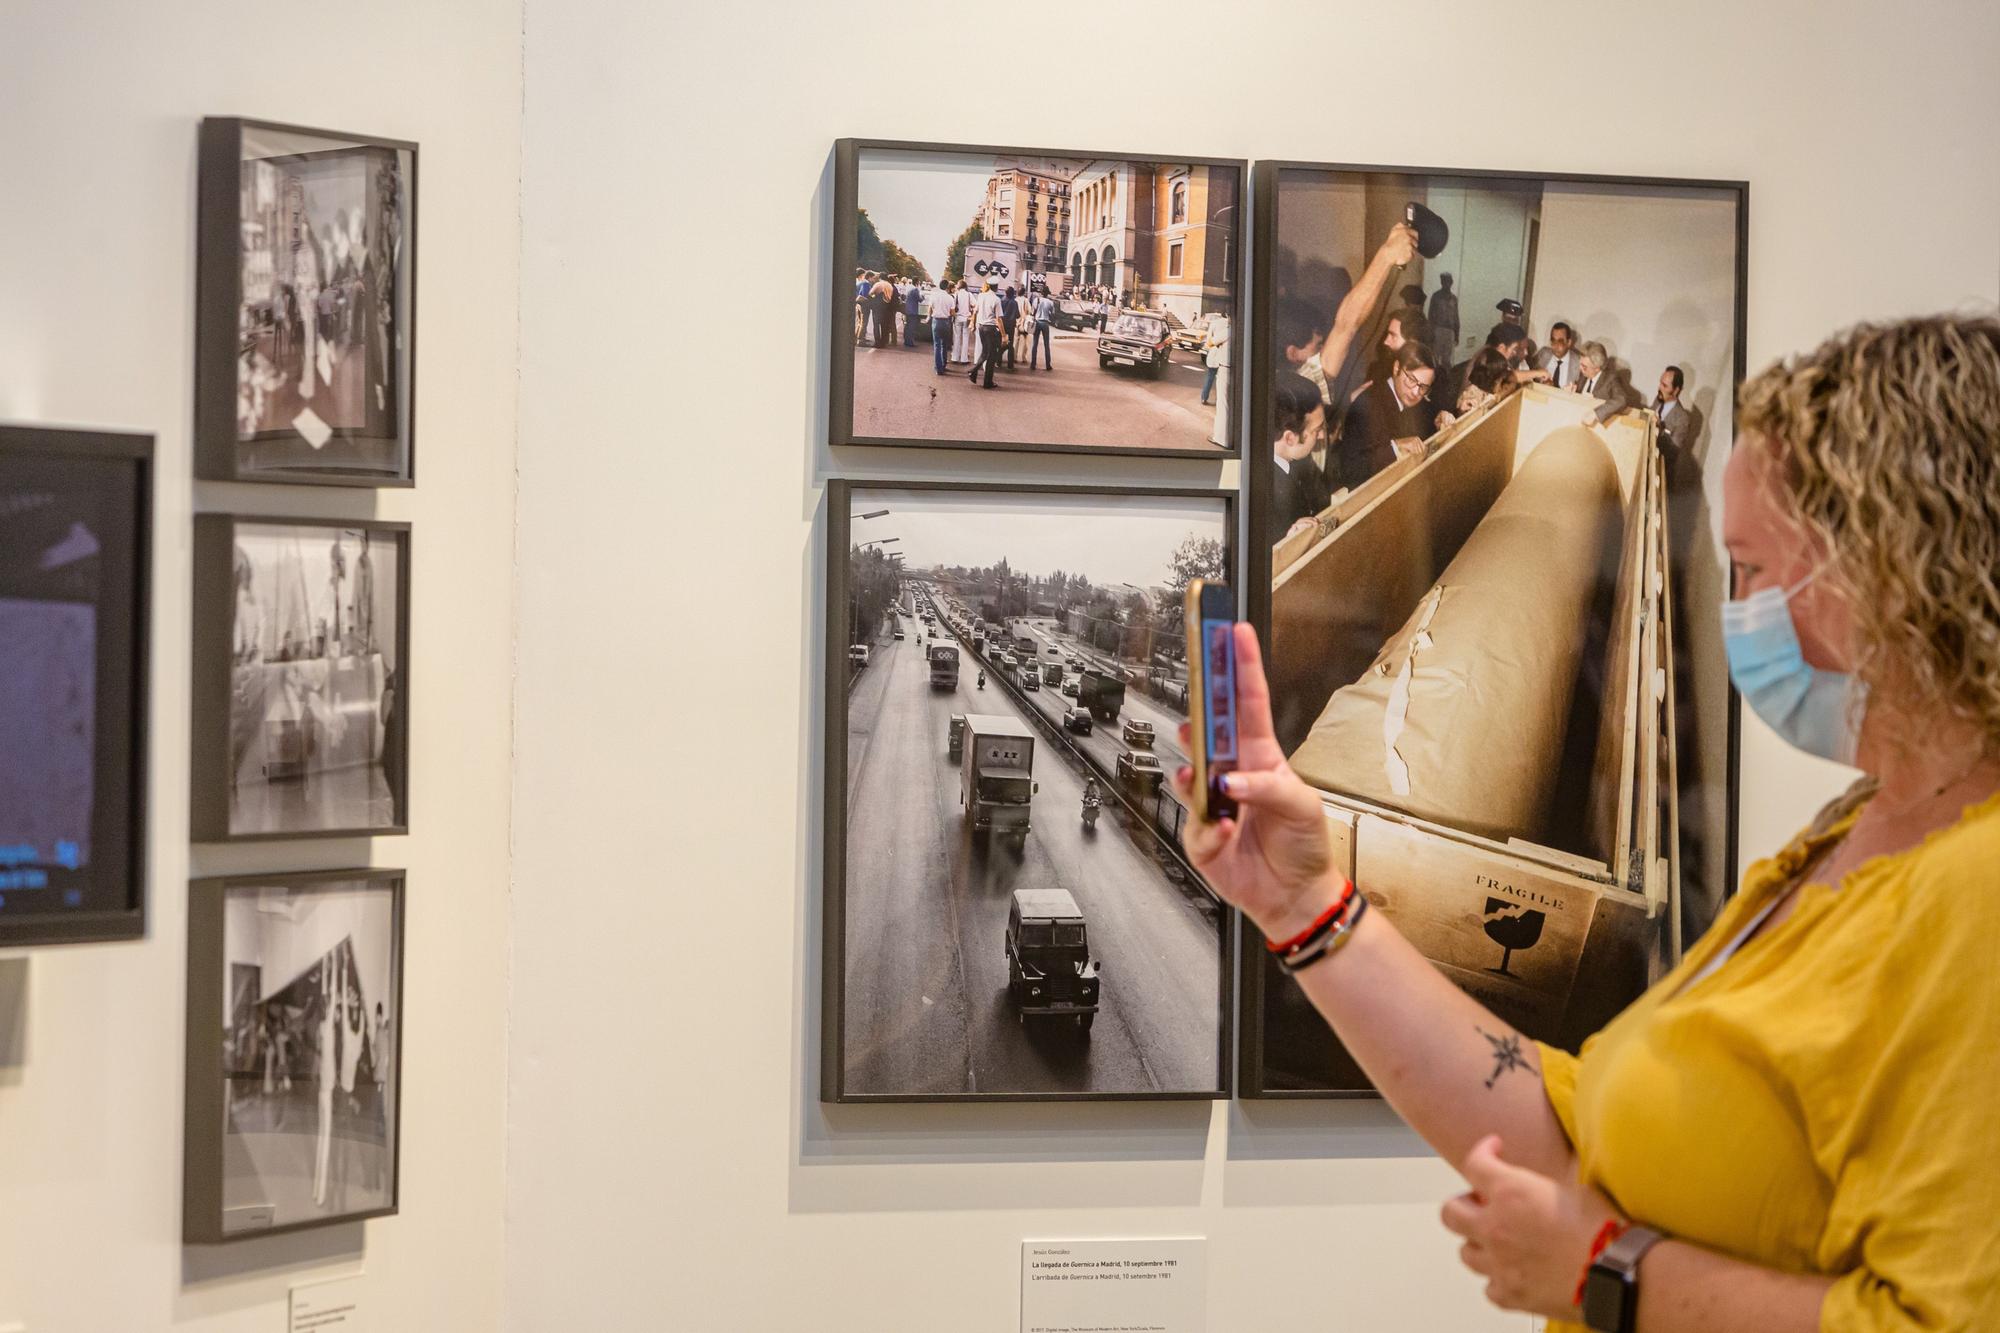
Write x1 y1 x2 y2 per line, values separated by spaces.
841 614 1223 1097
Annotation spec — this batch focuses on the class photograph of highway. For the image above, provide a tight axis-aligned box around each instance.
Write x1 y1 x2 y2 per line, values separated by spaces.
829 485 1232 1099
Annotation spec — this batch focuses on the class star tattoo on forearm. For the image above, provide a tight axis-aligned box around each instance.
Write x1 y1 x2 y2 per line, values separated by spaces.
1476 1024 1533 1089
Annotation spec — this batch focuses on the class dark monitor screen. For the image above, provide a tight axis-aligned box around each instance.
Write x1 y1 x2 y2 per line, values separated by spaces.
0 425 150 945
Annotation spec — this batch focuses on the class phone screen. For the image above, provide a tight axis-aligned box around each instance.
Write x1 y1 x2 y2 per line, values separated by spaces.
1185 581 1238 821
1203 615 1238 768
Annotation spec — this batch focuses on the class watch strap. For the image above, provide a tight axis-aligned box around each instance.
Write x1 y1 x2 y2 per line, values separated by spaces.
1583 1226 1664 1333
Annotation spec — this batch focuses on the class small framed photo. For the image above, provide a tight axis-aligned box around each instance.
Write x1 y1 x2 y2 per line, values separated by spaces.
830 139 1245 458
183 868 404 1242
822 480 1236 1101
191 515 410 842
0 424 151 947
1242 161 1747 1095
196 118 416 486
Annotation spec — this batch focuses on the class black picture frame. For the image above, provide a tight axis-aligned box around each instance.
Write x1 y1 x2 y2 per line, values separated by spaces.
183 867 405 1243
1241 160 1749 1097
190 514 412 843
0 423 152 948
829 138 1247 460
821 479 1239 1103
196 117 418 487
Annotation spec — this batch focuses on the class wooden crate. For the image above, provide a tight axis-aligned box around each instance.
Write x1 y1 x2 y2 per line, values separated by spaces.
1257 386 1678 1083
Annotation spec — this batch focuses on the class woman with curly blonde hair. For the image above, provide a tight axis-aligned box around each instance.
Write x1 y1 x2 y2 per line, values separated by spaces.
1179 313 2000 1331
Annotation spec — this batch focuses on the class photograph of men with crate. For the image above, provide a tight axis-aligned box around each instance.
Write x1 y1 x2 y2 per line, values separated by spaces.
1249 164 1744 1094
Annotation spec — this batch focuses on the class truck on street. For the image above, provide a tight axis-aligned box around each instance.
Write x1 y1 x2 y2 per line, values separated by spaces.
1078 669 1125 724
928 641 960 688
960 714 1037 848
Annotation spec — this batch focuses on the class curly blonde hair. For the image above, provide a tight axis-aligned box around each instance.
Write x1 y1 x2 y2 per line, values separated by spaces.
1738 313 2000 735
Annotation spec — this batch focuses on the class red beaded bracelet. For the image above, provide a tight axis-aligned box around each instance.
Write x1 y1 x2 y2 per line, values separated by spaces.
1572 1218 1630 1307
1264 878 1356 954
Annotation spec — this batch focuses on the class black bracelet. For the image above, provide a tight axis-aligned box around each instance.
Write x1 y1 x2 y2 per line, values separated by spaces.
1276 895 1369 974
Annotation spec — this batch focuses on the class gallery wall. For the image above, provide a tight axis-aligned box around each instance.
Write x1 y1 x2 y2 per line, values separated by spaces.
0 1 1995 1331
0 0 520 1329
511 2 1998 1331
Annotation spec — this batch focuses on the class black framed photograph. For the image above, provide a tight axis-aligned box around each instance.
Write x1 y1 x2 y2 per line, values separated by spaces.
822 481 1235 1102
0 425 151 947
191 515 410 842
1243 162 1747 1095
196 117 416 486
183 868 404 1242
829 139 1244 458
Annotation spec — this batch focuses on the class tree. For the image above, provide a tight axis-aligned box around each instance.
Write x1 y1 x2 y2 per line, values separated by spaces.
880 239 931 285
854 209 932 284
848 545 900 646
1164 534 1228 596
942 221 985 286
854 208 885 274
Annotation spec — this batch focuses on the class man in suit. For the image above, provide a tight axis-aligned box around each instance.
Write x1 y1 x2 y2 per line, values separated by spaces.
1574 341 1637 423
1269 371 1332 547
1652 365 1694 445
1535 321 1582 390
1335 342 1437 491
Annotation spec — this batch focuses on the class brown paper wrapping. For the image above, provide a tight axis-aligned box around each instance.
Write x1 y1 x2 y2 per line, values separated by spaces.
1289 426 1623 843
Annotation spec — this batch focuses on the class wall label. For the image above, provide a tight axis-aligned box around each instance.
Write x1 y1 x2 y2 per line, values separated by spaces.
289 1274 364 1333
1021 1237 1205 1333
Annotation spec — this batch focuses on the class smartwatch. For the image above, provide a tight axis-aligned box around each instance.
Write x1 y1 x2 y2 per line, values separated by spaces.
1581 1226 1664 1333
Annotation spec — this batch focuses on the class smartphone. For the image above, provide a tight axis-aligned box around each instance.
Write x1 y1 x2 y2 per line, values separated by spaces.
1183 579 1239 822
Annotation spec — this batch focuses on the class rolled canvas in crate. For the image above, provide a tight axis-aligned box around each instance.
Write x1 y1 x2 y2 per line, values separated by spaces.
1289 425 1623 844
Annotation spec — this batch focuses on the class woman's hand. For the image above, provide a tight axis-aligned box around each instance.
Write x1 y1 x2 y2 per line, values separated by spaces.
1441 1135 1622 1319
1171 622 1346 942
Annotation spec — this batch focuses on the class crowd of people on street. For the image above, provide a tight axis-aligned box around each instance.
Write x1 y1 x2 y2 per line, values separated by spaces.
1267 223 1698 546
853 266 1231 447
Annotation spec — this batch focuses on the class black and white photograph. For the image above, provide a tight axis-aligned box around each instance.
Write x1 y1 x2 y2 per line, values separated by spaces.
823 482 1233 1101
184 870 403 1242
831 140 1243 457
196 119 415 485
191 516 410 842
1244 164 1745 1094
0 425 150 947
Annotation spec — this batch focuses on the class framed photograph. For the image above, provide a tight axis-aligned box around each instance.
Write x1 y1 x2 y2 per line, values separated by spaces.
191 515 410 842
822 481 1236 1102
196 117 416 486
183 868 404 1242
1242 162 1747 1095
829 139 1245 458
0 425 151 947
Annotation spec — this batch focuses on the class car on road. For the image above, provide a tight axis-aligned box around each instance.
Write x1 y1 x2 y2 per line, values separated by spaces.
1122 718 1155 748
1020 663 1040 690
1173 312 1219 354
1005 888 1100 1034
1096 310 1177 378
849 644 870 668
1053 299 1098 332
1062 707 1093 735
1116 748 1165 794
1060 677 1079 698
948 713 966 761
893 628 905 640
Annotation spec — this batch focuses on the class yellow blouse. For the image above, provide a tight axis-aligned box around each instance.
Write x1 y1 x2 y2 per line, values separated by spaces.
1539 787 2000 1332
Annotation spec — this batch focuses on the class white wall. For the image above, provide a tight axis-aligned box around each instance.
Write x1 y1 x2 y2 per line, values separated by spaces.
0 1 520 1329
508 4 1995 1333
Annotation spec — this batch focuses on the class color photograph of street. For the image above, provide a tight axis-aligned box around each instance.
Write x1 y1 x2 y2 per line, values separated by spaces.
847 149 1238 454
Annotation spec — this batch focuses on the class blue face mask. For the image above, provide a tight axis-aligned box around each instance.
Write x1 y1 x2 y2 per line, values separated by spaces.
1721 571 1864 766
